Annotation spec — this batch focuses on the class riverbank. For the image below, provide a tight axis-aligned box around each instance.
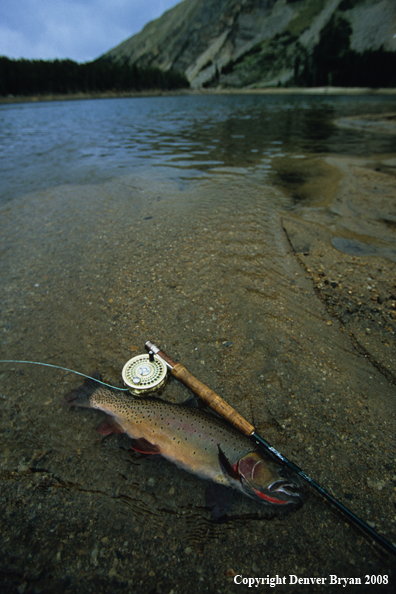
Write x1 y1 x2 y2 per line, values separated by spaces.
282 152 396 384
1 86 396 105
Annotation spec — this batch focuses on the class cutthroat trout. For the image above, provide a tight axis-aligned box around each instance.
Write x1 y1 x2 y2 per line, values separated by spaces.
65 377 303 507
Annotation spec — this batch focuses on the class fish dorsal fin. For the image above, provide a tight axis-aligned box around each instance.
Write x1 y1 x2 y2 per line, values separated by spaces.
181 394 224 422
130 437 161 455
217 445 240 482
180 393 205 408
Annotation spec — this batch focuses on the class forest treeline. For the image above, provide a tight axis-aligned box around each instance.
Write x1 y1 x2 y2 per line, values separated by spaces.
0 56 189 97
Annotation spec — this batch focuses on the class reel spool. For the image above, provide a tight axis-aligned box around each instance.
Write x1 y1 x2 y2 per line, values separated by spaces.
122 353 168 396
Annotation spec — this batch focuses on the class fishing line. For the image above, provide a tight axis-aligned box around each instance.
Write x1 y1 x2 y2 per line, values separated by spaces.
0 360 130 391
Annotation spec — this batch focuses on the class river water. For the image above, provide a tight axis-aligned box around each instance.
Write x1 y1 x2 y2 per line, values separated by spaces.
0 93 396 592
2 93 396 204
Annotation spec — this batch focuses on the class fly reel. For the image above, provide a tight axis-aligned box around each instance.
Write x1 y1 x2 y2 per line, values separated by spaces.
122 353 168 396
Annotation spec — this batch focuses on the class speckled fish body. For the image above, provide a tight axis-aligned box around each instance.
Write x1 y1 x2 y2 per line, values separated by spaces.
66 379 302 506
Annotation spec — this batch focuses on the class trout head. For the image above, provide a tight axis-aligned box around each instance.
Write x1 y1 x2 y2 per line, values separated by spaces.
235 452 303 506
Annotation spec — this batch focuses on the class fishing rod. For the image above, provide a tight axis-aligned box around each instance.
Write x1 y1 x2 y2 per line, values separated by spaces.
145 341 396 557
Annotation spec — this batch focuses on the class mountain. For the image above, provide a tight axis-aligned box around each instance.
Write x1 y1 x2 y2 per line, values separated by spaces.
101 0 396 88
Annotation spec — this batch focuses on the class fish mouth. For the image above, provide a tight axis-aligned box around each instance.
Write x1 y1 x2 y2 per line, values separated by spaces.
240 476 304 506
267 479 303 503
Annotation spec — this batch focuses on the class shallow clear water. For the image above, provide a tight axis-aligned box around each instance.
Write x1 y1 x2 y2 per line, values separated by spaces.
1 93 396 204
0 93 395 592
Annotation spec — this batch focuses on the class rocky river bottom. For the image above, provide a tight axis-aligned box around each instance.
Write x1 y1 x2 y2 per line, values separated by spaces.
0 112 395 593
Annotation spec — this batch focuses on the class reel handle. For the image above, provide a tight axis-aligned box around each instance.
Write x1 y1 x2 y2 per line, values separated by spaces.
145 341 255 436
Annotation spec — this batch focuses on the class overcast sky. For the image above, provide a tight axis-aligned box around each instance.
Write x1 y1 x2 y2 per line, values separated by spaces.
0 0 182 63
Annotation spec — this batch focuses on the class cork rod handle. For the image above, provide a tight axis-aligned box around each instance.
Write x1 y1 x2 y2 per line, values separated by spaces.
171 363 255 436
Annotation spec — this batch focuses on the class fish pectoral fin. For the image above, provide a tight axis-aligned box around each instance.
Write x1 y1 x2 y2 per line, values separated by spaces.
180 393 207 409
217 445 240 482
129 437 161 455
97 417 125 436
205 483 234 523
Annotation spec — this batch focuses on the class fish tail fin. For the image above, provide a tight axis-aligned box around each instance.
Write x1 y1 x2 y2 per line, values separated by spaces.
64 372 102 408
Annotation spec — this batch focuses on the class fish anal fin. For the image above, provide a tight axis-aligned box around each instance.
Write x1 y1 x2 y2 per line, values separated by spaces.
97 417 125 436
217 445 240 482
130 437 161 455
